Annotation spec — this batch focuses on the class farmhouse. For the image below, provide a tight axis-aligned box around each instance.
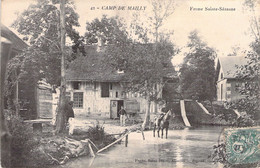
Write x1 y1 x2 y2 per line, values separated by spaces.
215 56 248 102
65 45 176 120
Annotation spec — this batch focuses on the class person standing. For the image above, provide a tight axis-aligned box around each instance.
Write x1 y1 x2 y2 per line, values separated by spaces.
65 99 75 134
118 106 127 126
66 100 75 122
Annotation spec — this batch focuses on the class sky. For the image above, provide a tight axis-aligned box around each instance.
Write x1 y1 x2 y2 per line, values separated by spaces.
1 0 258 65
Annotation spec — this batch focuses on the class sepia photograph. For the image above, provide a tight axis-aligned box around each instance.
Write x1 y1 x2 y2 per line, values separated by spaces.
1 0 259 167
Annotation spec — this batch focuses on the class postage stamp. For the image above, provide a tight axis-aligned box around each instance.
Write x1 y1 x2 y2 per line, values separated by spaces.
224 127 260 165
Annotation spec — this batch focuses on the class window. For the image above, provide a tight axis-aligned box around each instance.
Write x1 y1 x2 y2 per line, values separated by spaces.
220 73 223 79
73 92 83 108
73 82 81 90
101 83 109 97
116 91 118 98
110 83 113 90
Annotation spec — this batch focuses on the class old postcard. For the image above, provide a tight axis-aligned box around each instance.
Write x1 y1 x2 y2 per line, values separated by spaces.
1 0 259 168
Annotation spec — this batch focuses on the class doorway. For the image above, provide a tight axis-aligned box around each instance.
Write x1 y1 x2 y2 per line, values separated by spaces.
110 100 124 119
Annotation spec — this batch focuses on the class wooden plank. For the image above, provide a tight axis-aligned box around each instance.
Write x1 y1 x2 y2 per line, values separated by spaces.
106 133 124 136
197 102 211 115
97 131 132 154
125 135 128 147
180 100 191 127
88 143 95 157
141 127 145 140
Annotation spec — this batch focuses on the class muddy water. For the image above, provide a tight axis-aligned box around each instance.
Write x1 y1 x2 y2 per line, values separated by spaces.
57 126 225 168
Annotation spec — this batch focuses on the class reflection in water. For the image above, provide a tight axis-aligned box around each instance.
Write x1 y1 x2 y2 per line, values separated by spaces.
181 127 189 140
54 126 224 168
88 156 95 168
175 127 188 168
176 146 183 168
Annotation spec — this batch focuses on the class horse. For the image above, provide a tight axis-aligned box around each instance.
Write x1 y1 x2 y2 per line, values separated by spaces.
153 110 172 139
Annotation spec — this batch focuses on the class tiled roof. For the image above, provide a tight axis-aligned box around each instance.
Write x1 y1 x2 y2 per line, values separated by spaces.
1 24 28 51
66 45 176 82
66 46 126 82
218 56 248 78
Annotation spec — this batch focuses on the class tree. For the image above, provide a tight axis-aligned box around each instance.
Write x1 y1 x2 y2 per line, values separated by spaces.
8 0 83 133
149 0 175 43
243 0 260 42
83 1 176 129
227 0 260 123
85 15 128 45
132 0 176 129
179 31 216 103
1 39 13 168
55 0 66 134
105 37 175 130
106 20 175 130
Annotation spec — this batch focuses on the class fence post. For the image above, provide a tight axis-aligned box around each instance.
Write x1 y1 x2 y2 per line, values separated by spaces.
125 135 128 147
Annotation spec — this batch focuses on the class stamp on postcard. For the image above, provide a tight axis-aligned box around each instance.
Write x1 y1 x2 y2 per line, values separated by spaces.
224 127 260 165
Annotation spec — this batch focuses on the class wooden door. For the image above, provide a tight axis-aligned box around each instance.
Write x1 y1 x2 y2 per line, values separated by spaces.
110 100 118 119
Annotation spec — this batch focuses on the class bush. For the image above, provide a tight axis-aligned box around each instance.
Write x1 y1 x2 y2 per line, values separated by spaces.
6 114 42 167
87 120 117 148
234 113 255 127
69 120 107 144
202 101 238 124
87 120 105 141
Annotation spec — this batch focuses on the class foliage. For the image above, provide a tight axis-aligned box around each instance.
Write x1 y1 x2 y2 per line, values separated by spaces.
10 0 83 87
129 0 175 43
233 42 259 119
85 15 128 45
211 142 227 166
179 30 216 102
85 12 177 129
6 113 43 167
6 0 84 131
162 80 182 101
211 1 259 166
106 39 175 96
226 0 260 123
136 0 176 130
87 120 105 141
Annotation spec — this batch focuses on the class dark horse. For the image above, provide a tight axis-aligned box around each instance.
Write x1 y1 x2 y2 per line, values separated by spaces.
153 110 172 139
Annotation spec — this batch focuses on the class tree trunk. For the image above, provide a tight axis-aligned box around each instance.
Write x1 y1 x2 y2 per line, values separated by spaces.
142 98 151 130
55 0 66 134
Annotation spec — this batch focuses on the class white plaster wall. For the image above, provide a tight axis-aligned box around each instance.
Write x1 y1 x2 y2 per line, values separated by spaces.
216 66 227 101
217 79 227 101
66 81 162 119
